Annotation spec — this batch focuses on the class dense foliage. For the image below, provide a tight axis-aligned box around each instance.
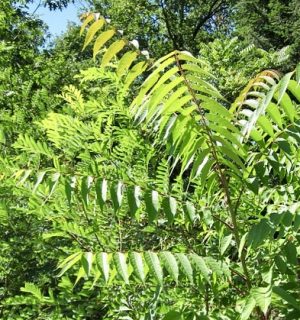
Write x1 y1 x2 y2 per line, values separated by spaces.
0 1 299 320
235 0 300 69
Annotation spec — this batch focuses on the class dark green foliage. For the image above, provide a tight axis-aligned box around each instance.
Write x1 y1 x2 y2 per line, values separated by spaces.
25 0 75 10
91 0 236 57
235 0 300 69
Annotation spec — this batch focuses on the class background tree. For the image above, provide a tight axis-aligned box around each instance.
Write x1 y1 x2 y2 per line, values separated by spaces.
87 0 236 57
198 37 289 101
22 0 76 10
234 0 300 69
0 3 94 318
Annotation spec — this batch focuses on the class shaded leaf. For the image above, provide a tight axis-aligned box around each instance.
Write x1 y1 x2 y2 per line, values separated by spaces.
176 253 193 284
145 190 160 223
160 251 179 282
145 252 163 284
129 252 146 283
82 252 93 277
114 252 129 284
111 181 123 211
162 196 177 223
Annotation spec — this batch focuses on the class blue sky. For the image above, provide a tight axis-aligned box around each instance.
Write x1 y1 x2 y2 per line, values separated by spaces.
27 1 89 36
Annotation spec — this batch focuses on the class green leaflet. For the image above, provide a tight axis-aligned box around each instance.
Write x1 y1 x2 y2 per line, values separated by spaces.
209 124 243 150
97 252 110 283
163 311 183 320
177 51 206 64
145 251 163 285
0 126 5 144
80 13 94 36
238 233 248 259
21 283 43 301
74 266 86 287
276 92 296 122
186 75 223 100
173 123 197 163
206 113 240 136
249 128 264 142
95 178 108 210
114 252 129 284
168 114 190 148
267 102 283 128
65 176 76 206
251 286 272 315
117 51 138 77
57 252 83 277
93 29 115 57
283 242 297 265
247 219 273 249
153 51 177 66
220 234 233 256
273 286 300 310
160 86 188 114
139 56 176 96
14 134 54 157
175 253 193 284
190 149 211 180
180 63 208 76
129 252 146 283
83 18 105 50
240 83 278 142
217 144 245 170
240 296 256 320
162 196 177 223
160 114 178 140
150 66 179 93
100 39 127 65
205 257 230 278
32 171 46 193
146 77 185 122
189 254 210 282
257 115 274 137
127 185 141 217
296 63 300 84
189 82 224 100
183 201 197 223
145 190 160 223
276 71 294 105
81 252 93 277
160 251 179 283
48 172 60 198
274 255 287 274
133 72 160 109
81 176 93 206
181 138 204 174
288 80 300 102
124 61 148 90
110 181 123 211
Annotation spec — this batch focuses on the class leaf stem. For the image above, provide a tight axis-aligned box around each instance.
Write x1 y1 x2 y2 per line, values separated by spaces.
174 52 252 289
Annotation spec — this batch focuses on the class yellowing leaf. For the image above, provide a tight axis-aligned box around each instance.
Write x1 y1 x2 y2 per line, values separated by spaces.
93 29 115 58
83 18 105 50
100 39 127 64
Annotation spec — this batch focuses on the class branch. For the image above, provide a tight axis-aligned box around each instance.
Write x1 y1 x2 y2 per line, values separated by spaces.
192 0 225 40
174 52 252 290
31 0 42 15
158 0 179 50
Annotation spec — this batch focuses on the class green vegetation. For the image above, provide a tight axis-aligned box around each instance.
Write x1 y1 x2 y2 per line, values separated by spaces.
0 1 299 319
